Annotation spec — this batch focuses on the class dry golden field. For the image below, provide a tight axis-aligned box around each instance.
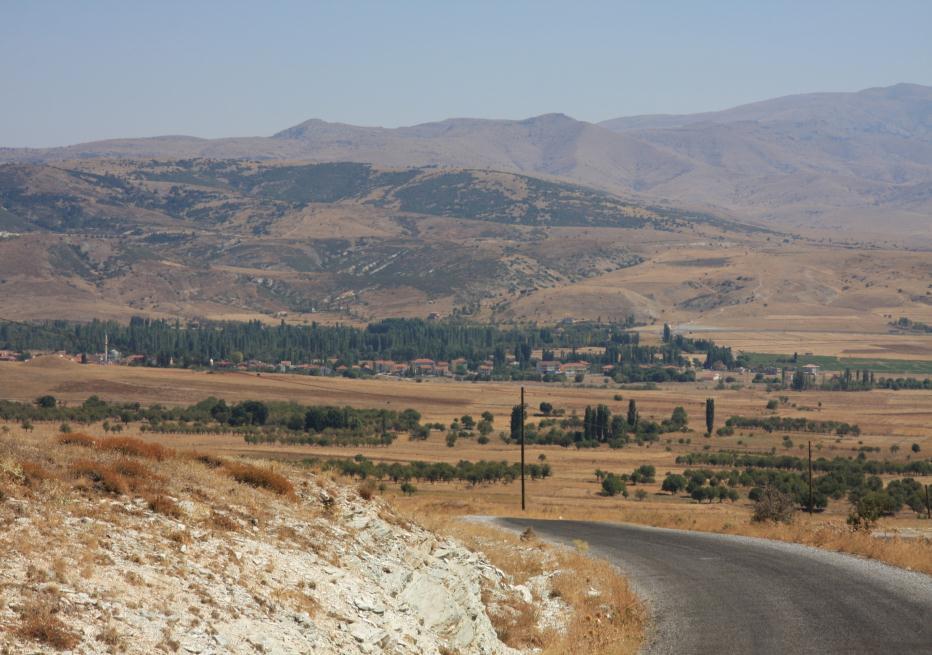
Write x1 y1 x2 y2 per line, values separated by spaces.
2 358 930 560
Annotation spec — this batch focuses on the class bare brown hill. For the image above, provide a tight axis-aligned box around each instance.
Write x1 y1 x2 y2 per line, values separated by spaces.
0 158 930 332
0 158 755 324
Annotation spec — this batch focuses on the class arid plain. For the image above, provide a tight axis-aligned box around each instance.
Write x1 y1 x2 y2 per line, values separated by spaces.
3 353 930 556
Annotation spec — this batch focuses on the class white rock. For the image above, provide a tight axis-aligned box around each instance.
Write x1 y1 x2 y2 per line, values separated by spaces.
354 596 386 614
348 621 385 644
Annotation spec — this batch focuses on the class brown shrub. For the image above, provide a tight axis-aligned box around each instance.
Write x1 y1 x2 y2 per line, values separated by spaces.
186 451 225 469
57 433 97 448
490 596 543 648
147 495 183 519
752 485 796 524
17 597 80 650
208 510 241 531
70 459 129 496
97 437 174 461
110 458 156 481
97 624 123 648
223 462 294 496
357 480 377 501
19 461 56 485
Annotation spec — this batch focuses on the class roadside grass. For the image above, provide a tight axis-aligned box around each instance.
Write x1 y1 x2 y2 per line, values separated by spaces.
411 513 646 655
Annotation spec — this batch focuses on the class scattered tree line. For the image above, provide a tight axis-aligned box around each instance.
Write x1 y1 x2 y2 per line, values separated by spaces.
595 465 657 497
0 396 424 445
675 451 932 476
506 400 690 448
661 465 928 517
891 317 932 334
818 368 932 391
312 455 551 486
722 415 860 436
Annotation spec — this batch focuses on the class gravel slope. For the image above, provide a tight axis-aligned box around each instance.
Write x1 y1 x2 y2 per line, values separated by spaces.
496 518 932 655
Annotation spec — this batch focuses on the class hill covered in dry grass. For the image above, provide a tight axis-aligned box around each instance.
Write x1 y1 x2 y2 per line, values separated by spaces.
0 158 756 324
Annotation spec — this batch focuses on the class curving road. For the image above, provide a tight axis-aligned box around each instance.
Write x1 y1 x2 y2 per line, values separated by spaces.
496 518 932 654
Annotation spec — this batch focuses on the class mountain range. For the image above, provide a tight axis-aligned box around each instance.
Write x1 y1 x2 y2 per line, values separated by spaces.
3 83 930 235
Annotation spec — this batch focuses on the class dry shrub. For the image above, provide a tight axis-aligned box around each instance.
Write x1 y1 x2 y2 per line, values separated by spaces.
97 436 174 461
20 460 54 480
110 458 156 481
18 460 56 486
271 588 320 617
751 485 796 523
147 495 183 519
57 432 97 448
17 596 80 650
187 451 225 468
70 459 129 496
167 528 192 545
490 595 543 648
223 461 294 496
357 479 377 501
97 624 123 649
413 517 645 655
208 510 241 531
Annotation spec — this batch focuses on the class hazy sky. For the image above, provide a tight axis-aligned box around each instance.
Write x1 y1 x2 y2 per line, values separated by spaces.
3 0 931 147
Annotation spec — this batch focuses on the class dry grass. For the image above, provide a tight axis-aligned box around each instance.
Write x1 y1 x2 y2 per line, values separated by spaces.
185 450 224 468
147 494 183 519
487 593 542 649
417 515 645 655
17 595 80 651
357 479 377 501
270 587 320 617
223 461 294 497
70 458 130 495
57 432 98 448
97 436 174 461
18 460 57 485
208 510 241 531
543 554 645 655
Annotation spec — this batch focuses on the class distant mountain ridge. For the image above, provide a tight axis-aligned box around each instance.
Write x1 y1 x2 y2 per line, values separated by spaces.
3 83 931 234
599 83 932 135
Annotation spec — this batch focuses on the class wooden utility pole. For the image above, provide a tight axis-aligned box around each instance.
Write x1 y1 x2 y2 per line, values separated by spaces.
808 440 813 516
520 386 526 512
926 484 931 521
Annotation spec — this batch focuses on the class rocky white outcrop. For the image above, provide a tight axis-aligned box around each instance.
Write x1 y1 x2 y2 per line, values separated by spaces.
0 473 559 654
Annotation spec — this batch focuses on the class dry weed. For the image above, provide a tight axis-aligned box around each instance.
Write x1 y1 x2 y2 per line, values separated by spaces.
56 432 97 448
17 595 80 651
186 451 225 468
357 479 377 501
97 436 174 461
70 459 130 495
148 495 183 519
408 514 645 655
223 461 294 496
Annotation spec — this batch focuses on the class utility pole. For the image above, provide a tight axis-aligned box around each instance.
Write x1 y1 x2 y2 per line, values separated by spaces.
808 440 813 516
926 484 931 521
104 333 109 365
520 386 526 512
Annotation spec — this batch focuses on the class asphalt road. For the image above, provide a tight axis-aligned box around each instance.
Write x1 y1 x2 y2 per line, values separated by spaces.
496 518 932 654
